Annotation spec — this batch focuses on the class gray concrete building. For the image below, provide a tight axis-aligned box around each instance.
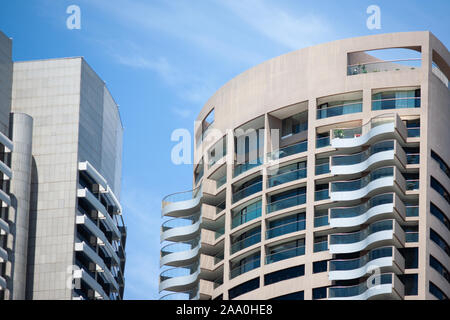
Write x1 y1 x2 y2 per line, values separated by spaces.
160 31 449 300
0 30 126 300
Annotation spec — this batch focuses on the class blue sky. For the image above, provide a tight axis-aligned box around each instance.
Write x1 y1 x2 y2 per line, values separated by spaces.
0 0 448 299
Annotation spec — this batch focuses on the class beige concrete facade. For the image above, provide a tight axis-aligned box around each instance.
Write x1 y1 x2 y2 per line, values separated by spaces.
160 31 450 300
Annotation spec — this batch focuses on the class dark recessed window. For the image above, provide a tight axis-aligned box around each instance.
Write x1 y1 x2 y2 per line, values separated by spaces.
429 281 449 300
399 247 418 269
431 176 450 205
313 260 328 273
271 291 304 300
228 277 259 300
431 150 450 180
399 274 418 295
430 255 450 284
430 202 450 232
430 229 450 257
312 286 327 300
264 265 305 286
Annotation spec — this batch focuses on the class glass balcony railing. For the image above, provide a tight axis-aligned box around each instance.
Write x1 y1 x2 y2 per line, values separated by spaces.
266 193 307 214
405 232 419 242
214 251 224 265
407 127 420 138
314 215 329 227
232 181 262 203
162 186 202 210
268 141 307 161
160 262 199 283
330 220 393 245
315 162 330 175
314 241 328 252
372 97 421 110
215 227 225 239
161 239 199 257
330 246 393 271
216 175 227 189
316 136 331 148
230 257 260 279
406 153 420 164
317 102 362 120
405 206 419 217
347 58 421 75
330 193 393 220
233 157 263 178
328 273 394 299
315 189 330 201
213 276 223 289
265 245 305 264
406 179 419 190
331 140 394 167
161 214 200 233
266 219 306 239
331 167 394 193
231 207 262 229
216 200 226 214
230 232 261 255
267 167 306 188
160 290 198 300
331 114 395 140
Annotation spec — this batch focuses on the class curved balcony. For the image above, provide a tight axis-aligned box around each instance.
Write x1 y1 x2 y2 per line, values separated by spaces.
159 262 200 293
267 140 307 161
330 114 406 149
161 186 202 218
73 268 109 300
160 239 200 267
0 275 6 290
330 167 402 202
232 206 261 229
267 193 306 214
230 232 261 255
232 181 262 204
159 288 199 300
0 246 7 262
161 213 201 242
265 245 305 264
328 273 404 300
267 167 307 188
230 256 260 279
266 219 306 239
329 246 404 281
0 217 9 235
329 193 405 228
330 140 405 175
329 219 404 254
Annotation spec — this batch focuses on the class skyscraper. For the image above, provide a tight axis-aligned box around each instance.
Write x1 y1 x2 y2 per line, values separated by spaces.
0 30 126 300
160 31 449 300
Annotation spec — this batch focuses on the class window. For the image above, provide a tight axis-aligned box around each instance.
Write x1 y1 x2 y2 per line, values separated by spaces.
405 119 420 137
313 236 328 252
372 89 421 110
431 150 450 180
430 202 450 231
430 255 450 284
313 260 328 273
264 265 305 286
399 247 418 269
431 176 450 205
228 277 259 299
430 229 450 257
312 286 327 300
266 212 306 239
203 108 214 133
399 274 418 295
266 239 305 264
281 111 308 138
271 291 304 300
429 281 449 300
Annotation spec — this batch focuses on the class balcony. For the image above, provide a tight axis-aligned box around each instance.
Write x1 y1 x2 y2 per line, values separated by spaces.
267 193 306 214
372 97 421 111
231 205 262 229
328 273 404 300
161 186 202 218
234 158 263 178
329 193 405 228
348 58 421 76
316 136 331 149
232 181 262 204
314 241 328 252
216 175 227 189
314 215 329 228
315 162 330 175
159 262 200 293
160 239 200 267
161 213 201 242
406 153 420 165
330 114 407 149
406 179 419 191
267 141 307 161
329 246 404 281
315 189 330 202
230 232 261 255
159 289 199 300
265 245 305 264
331 140 405 175
329 219 405 254
317 102 362 120
266 219 306 239
406 205 419 217
230 256 260 279
330 166 404 202
268 167 306 188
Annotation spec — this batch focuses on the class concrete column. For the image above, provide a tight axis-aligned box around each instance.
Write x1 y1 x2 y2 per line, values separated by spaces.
8 113 33 300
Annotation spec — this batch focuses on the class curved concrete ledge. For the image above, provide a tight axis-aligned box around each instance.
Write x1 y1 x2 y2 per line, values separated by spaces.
329 283 395 300
330 230 394 254
330 203 394 228
160 242 201 267
331 150 395 175
0 275 6 290
159 265 200 292
330 176 394 202
331 122 395 149
0 217 9 234
161 218 201 242
329 256 394 280
162 195 202 217
0 246 7 262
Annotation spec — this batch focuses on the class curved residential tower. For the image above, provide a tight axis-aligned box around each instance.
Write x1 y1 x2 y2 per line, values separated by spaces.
160 31 450 300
